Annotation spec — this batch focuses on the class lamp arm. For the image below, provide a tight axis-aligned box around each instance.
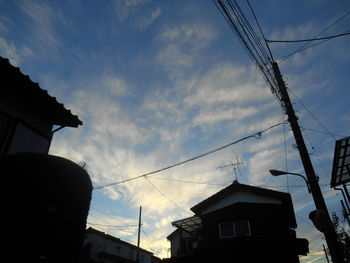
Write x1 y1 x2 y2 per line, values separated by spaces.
289 173 311 193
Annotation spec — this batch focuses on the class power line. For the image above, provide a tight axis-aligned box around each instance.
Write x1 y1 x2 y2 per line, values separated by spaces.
149 176 227 186
280 9 350 62
282 113 289 192
280 31 348 62
288 87 336 140
212 0 280 102
150 176 329 188
246 0 273 60
145 177 192 215
87 222 139 228
266 31 350 43
301 128 347 138
141 226 161 255
94 122 285 190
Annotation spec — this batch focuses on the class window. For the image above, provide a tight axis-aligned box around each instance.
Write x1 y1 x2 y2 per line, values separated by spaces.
0 113 11 154
7 123 50 154
219 220 251 239
219 222 234 238
234 220 251 237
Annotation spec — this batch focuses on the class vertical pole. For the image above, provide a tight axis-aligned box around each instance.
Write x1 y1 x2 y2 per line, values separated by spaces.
323 244 330 263
343 183 350 205
136 206 142 263
340 200 350 227
272 62 344 263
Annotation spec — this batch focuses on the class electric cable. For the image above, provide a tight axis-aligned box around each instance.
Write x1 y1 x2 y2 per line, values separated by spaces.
280 9 350 62
282 113 289 192
94 122 285 190
144 176 192 215
288 87 336 140
246 0 274 60
301 128 346 138
149 176 227 186
280 30 349 62
212 0 279 101
87 222 139 228
266 31 350 43
149 176 329 188
141 226 161 255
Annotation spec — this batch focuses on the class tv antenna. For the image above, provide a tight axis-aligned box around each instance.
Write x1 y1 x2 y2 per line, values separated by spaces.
216 156 243 182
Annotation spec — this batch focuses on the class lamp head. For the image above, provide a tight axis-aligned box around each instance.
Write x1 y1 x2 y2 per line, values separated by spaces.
269 169 288 176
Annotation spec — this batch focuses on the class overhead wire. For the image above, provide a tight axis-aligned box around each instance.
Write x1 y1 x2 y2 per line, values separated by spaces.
149 176 330 188
149 176 227 186
87 222 139 228
279 30 350 62
212 0 279 101
282 112 289 192
279 9 350 62
246 0 274 60
141 226 161 255
288 87 336 140
301 128 346 138
93 121 285 190
266 31 350 43
144 176 192 215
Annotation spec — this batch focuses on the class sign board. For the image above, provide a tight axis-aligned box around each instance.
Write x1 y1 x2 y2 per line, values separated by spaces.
330 136 350 187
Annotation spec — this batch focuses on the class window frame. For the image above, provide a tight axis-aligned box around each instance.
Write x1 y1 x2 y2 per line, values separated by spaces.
234 219 251 237
219 220 251 239
219 222 235 239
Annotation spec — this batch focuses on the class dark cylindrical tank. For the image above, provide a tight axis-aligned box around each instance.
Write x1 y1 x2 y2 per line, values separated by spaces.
1 152 92 263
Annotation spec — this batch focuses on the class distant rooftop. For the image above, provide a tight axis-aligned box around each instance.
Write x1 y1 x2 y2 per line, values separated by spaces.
86 227 154 255
190 181 297 228
172 215 202 233
0 56 82 127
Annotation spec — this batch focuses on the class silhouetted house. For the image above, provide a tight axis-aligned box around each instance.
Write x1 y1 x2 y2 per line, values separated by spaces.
0 56 82 155
82 227 161 263
0 57 90 263
166 182 309 263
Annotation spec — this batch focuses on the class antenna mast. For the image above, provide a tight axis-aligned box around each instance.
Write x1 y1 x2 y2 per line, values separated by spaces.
217 156 243 182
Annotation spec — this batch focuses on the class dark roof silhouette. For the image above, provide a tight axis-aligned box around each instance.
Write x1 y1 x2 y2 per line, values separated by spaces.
86 227 154 255
191 181 297 228
0 56 82 127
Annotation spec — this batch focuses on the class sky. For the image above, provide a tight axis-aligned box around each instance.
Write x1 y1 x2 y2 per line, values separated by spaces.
1 0 349 262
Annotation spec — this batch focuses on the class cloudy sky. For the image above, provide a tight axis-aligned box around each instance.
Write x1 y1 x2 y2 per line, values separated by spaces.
1 0 349 261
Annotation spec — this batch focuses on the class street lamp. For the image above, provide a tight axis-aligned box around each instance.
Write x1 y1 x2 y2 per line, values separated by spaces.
269 169 345 262
269 169 311 193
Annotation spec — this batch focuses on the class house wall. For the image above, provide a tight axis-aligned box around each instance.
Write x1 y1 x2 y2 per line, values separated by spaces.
168 229 192 257
0 106 52 155
201 202 294 247
0 98 52 135
199 191 282 215
84 231 153 263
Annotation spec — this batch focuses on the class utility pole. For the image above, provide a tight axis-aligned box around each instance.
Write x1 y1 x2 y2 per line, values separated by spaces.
136 206 142 263
272 62 344 263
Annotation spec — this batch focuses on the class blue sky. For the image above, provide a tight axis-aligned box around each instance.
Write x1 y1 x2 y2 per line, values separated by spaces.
1 0 349 261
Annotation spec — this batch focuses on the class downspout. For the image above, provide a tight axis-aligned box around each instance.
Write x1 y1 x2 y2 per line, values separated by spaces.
334 187 350 214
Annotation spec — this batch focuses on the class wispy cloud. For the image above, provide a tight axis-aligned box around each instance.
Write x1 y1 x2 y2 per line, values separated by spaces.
157 22 217 69
114 0 151 22
16 0 72 53
136 7 162 30
0 37 33 66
